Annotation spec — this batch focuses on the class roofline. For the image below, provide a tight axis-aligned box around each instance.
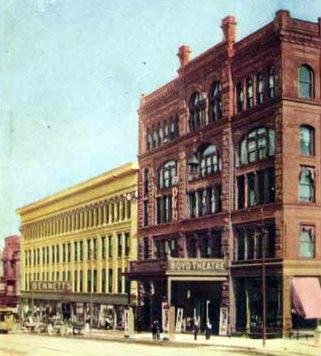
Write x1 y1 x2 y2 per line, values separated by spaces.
16 162 139 215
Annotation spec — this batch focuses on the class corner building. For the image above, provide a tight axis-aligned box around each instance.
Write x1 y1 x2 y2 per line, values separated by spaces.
128 11 321 337
17 163 138 329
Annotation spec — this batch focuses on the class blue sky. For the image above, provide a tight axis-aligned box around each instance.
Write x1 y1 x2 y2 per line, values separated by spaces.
0 0 320 245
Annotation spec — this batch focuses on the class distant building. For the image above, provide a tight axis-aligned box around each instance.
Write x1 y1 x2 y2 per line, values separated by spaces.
127 10 321 337
16 163 138 328
0 235 20 307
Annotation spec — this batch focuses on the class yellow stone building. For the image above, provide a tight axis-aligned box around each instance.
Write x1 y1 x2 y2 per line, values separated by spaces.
16 162 138 328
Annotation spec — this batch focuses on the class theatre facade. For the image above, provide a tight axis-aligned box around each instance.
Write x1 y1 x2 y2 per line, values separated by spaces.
127 11 321 337
17 163 138 329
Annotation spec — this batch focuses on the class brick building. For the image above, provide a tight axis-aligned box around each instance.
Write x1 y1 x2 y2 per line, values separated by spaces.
0 235 20 307
127 11 321 337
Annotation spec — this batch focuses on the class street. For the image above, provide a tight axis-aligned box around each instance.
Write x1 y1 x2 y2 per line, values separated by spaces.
1 332 321 356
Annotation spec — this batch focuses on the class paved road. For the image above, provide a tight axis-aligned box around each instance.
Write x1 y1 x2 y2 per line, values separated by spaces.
0 333 319 356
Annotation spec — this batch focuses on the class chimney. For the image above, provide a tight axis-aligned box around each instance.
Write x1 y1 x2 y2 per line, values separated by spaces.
275 10 291 29
221 16 237 43
177 45 192 68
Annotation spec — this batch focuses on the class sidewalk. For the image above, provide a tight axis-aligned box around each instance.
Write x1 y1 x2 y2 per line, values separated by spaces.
85 329 321 356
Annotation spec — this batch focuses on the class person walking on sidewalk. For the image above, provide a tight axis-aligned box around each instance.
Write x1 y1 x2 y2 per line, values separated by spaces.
193 319 199 341
205 322 212 340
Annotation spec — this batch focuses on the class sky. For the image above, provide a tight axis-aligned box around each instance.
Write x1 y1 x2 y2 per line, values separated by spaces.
0 0 320 246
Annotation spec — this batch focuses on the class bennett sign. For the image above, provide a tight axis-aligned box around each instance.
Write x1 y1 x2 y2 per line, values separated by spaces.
168 259 226 273
31 281 72 293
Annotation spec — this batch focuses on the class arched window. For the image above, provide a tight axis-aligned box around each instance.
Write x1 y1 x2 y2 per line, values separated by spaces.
246 78 253 108
189 91 205 131
163 121 169 142
152 126 158 148
146 129 152 151
239 127 275 165
299 65 313 98
236 82 243 113
209 81 222 122
300 125 314 156
158 160 177 189
200 145 220 177
299 169 315 202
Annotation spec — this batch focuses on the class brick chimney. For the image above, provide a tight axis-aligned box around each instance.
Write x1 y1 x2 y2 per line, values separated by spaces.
177 45 192 68
221 16 237 43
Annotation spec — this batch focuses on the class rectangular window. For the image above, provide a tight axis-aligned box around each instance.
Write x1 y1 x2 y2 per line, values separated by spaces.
101 237 106 259
67 243 71 262
268 66 275 98
79 270 83 292
80 241 83 261
125 268 130 294
56 245 60 263
247 229 255 260
125 233 130 256
127 200 131 219
93 269 97 292
237 176 245 209
248 173 256 207
117 234 122 257
101 269 106 293
267 167 275 203
143 200 149 226
144 169 149 194
87 270 92 293
46 247 49 264
121 200 126 220
256 73 264 104
93 238 97 260
237 230 245 260
63 244 66 262
74 270 78 292
300 227 315 258
108 236 113 258
258 170 265 205
62 271 66 281
143 237 149 260
42 247 45 265
87 240 91 260
108 269 113 293
117 268 122 293
74 241 78 262
189 191 196 218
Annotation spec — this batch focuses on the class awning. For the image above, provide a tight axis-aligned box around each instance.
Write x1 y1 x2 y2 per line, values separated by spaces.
292 277 321 319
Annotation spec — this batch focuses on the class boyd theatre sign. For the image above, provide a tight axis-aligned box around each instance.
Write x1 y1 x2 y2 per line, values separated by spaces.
168 258 227 273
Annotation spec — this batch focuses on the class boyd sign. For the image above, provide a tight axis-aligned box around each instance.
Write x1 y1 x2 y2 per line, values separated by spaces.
168 259 226 273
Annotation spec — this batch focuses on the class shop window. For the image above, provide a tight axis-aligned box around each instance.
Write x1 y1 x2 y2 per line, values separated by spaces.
236 82 243 113
108 269 113 293
267 66 275 98
158 160 177 189
246 78 253 108
209 81 222 122
300 125 314 156
189 91 205 131
299 168 315 202
299 227 315 258
117 234 122 257
143 200 149 227
156 195 172 224
239 127 275 165
299 65 314 98
256 73 264 104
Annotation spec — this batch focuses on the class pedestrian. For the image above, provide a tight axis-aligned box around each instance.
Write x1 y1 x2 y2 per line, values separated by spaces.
151 320 157 340
205 321 212 340
155 320 160 340
193 320 199 341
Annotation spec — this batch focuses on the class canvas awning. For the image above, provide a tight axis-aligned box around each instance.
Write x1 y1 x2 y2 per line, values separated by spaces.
292 277 321 319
